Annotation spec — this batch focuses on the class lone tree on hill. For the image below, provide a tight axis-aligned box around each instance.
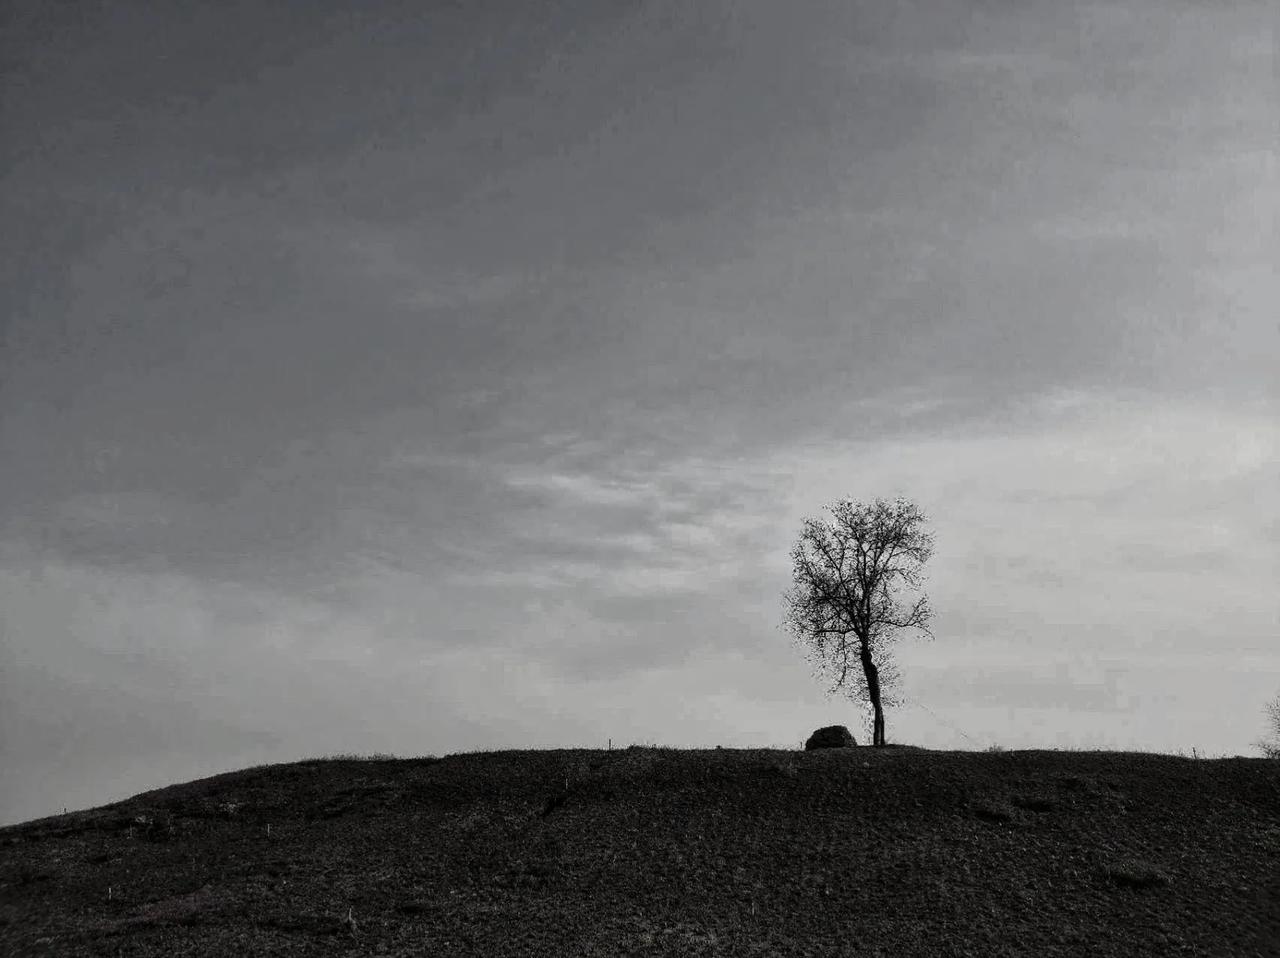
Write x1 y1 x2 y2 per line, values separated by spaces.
783 497 934 747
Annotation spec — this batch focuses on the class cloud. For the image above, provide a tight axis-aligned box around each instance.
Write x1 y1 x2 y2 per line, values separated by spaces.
3 385 1276 826
2 0 1275 824
770 391 1278 681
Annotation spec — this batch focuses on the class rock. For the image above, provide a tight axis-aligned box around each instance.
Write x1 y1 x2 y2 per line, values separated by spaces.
804 725 857 750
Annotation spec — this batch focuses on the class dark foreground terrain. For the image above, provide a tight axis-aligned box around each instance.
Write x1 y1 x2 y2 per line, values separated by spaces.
1 746 1277 957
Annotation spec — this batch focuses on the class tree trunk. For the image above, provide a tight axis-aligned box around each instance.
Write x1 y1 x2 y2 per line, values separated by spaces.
860 643 886 747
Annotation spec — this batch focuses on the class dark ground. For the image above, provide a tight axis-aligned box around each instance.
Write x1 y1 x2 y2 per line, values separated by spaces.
1 746 1277 957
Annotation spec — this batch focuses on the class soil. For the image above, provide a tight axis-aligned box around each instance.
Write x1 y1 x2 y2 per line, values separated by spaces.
1 747 1277 956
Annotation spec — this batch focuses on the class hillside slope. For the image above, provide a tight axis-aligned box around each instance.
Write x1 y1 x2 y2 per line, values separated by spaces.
1 747 1277 956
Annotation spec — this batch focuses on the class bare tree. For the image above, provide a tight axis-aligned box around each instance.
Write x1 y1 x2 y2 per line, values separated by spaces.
783 497 934 747
1258 693 1280 759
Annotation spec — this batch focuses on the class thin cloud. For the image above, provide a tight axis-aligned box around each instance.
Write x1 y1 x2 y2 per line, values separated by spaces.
1 0 1275 826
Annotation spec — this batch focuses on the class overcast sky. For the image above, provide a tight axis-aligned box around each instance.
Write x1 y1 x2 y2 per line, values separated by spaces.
1 0 1276 827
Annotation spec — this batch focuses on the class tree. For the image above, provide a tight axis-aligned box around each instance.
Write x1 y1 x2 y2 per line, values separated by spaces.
1258 693 1280 759
783 496 934 747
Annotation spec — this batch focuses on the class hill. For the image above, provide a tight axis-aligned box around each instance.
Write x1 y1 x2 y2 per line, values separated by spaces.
1 746 1277 956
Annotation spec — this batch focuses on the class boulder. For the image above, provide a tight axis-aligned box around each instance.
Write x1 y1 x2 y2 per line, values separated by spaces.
804 725 857 750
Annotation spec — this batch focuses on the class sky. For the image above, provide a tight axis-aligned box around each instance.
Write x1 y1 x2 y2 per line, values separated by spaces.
1 0 1276 827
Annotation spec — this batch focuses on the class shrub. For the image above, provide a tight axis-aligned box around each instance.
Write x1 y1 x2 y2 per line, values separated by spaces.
1257 693 1280 759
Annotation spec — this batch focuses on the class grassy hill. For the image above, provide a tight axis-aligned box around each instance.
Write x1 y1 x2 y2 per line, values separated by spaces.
1 746 1276 956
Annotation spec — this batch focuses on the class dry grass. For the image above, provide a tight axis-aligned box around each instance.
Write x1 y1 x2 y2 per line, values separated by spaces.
1 746 1277 956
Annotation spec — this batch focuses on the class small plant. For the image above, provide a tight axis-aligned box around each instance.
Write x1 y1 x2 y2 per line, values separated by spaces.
1256 693 1280 759
985 744 1006 753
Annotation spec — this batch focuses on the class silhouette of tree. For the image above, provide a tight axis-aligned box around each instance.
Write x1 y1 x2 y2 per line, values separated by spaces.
783 497 934 747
